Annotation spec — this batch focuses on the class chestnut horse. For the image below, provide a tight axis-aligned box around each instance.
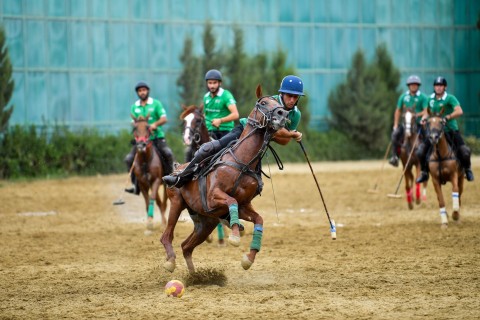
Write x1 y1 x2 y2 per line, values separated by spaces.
131 115 167 232
180 105 229 245
399 108 427 209
425 108 464 228
161 86 290 272
180 105 210 162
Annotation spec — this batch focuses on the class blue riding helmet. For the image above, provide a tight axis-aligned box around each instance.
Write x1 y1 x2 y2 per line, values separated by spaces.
278 75 305 96
433 76 447 86
135 81 150 91
205 69 222 81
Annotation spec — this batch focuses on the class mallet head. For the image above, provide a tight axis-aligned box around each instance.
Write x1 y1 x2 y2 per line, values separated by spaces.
330 219 337 240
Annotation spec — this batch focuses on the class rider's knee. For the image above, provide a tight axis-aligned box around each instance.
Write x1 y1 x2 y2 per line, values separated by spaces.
196 140 221 160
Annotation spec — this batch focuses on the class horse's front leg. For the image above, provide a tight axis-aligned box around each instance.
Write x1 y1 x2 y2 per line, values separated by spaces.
431 178 448 228
404 168 414 210
210 189 241 247
238 203 263 270
451 172 460 221
160 188 186 272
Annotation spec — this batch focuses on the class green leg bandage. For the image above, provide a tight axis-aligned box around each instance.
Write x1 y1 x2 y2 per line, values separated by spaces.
217 223 225 240
251 224 263 251
229 204 239 228
147 199 155 218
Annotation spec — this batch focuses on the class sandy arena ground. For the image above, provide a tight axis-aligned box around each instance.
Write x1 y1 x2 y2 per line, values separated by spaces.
1 158 479 319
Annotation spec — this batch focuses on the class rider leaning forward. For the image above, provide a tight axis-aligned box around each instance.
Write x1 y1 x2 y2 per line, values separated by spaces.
163 75 305 188
416 76 474 183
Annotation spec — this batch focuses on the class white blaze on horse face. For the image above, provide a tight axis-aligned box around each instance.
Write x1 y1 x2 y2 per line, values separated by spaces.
183 113 195 145
405 111 413 137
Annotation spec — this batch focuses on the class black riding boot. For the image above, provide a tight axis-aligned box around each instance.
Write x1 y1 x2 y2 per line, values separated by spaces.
163 140 222 188
415 141 429 183
457 145 474 181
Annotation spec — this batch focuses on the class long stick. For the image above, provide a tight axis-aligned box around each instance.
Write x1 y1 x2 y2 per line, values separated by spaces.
113 153 137 205
298 141 336 240
368 141 391 193
387 129 421 198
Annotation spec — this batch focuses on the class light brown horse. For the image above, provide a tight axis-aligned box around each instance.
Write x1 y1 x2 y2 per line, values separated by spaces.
425 108 464 228
399 108 427 209
160 86 290 273
131 115 167 232
180 104 210 162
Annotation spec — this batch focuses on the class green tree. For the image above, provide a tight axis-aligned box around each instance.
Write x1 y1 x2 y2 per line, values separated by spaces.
328 49 390 153
201 21 223 76
0 25 14 136
177 35 202 106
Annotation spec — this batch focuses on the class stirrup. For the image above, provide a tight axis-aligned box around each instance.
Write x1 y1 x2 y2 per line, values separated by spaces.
416 171 429 184
124 184 137 194
162 175 179 187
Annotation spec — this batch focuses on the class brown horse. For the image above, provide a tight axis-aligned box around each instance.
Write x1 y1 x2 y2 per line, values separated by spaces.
131 115 167 232
180 105 210 162
399 108 427 209
160 86 290 273
425 108 464 228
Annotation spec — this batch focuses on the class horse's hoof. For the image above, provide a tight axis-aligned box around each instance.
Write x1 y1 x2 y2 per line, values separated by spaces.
415 198 421 205
441 223 448 230
241 254 253 270
408 202 413 210
144 229 153 236
452 211 460 221
228 234 241 247
205 234 213 243
164 260 176 273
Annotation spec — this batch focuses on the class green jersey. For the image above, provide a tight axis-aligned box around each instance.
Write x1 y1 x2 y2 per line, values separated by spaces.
130 97 167 139
239 94 301 131
204 88 237 131
396 90 428 124
427 92 460 132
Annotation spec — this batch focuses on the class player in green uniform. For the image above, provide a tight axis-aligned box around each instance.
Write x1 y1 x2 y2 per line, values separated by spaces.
416 76 474 183
124 81 175 194
203 69 239 140
163 75 304 188
389 75 428 167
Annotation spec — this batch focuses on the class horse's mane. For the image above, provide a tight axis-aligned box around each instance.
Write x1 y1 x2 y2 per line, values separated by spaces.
179 105 203 120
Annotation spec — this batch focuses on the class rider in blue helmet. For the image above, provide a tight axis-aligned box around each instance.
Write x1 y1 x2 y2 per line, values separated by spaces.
163 75 305 188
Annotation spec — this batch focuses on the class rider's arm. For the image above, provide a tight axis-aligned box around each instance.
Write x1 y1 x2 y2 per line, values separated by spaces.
272 128 302 145
393 108 401 129
150 115 167 131
211 104 239 128
446 105 463 120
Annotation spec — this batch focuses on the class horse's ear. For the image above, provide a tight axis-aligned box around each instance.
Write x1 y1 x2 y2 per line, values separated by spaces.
256 84 262 98
427 108 432 116
181 104 187 111
146 112 151 121
439 106 445 116
131 114 137 122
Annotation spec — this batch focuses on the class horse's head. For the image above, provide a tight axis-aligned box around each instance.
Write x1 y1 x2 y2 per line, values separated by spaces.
403 109 415 137
131 115 151 152
248 85 290 132
180 105 207 146
426 107 445 145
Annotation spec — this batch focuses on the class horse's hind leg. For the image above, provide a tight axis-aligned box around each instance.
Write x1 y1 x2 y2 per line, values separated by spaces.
181 215 218 273
405 169 414 210
239 203 263 270
160 189 186 272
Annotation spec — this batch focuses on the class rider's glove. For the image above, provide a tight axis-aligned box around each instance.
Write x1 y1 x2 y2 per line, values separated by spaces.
441 117 448 126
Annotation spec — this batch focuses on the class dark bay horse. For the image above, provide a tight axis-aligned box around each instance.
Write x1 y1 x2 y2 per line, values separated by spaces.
131 115 167 232
180 105 210 162
426 109 464 228
161 86 290 273
399 108 427 209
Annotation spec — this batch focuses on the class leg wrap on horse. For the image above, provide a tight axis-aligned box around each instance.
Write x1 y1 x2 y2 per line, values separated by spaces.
216 223 225 240
251 224 263 252
228 204 239 228
148 199 155 218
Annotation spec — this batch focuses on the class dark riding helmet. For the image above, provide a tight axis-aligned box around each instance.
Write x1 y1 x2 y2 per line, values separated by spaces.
205 69 222 81
406 75 421 86
278 75 305 96
135 81 150 91
433 76 447 86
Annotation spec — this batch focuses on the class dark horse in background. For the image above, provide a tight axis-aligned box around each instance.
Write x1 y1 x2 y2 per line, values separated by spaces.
161 86 290 273
180 104 210 162
399 107 427 209
131 115 167 233
425 108 464 228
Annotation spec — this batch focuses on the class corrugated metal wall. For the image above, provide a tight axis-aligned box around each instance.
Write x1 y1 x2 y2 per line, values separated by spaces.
1 0 479 135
